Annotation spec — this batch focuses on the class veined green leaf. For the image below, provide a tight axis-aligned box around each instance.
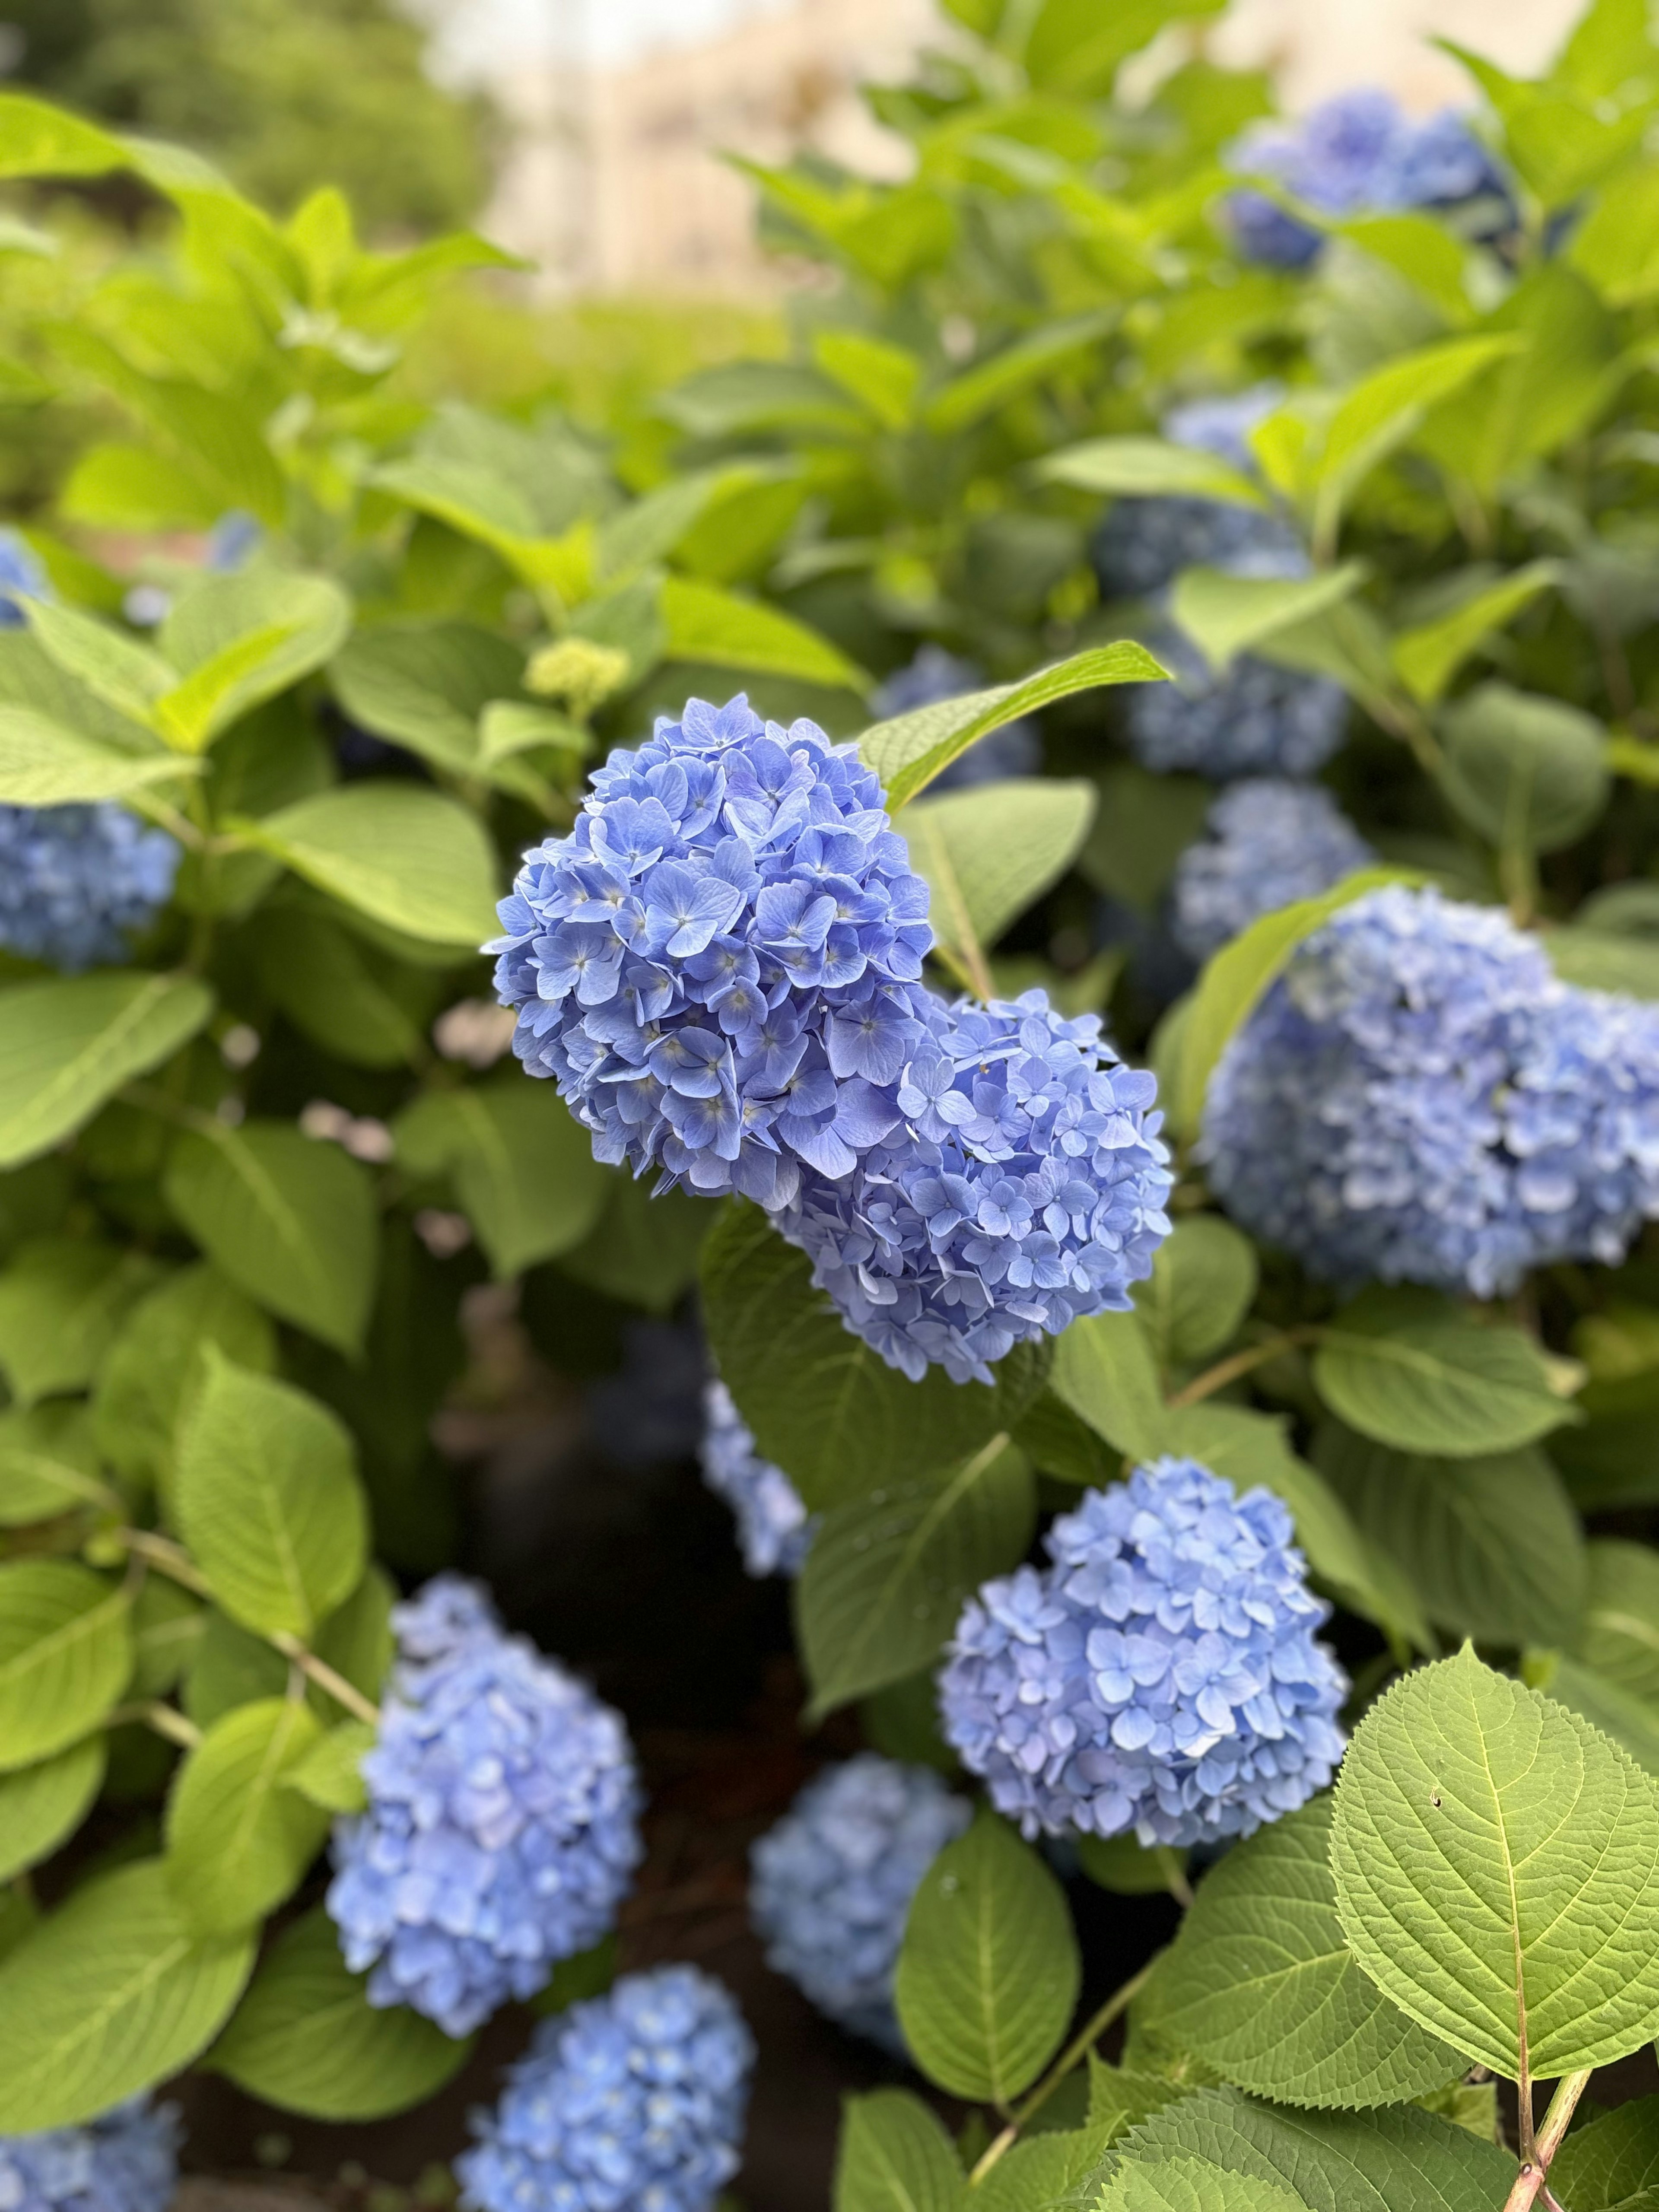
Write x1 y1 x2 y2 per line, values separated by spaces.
1170 564 1364 671
0 706 195 805
833 2088 965 2212
903 778 1095 959
1391 564 1557 705
660 575 864 689
394 1081 609 1280
1036 435 1268 509
165 1697 330 1933
238 781 500 949
0 1739 107 1884
1314 1288 1576 1458
0 972 213 1170
0 1561 132 1771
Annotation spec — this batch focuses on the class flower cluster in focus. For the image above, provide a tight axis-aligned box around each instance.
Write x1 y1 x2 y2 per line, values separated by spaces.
1172 780 1373 960
870 646 1041 790
699 1377 816 1577
456 1965 753 2212
939 1457 1348 1847
0 805 181 973
0 2101 179 2212
327 1574 642 2036
749 1754 970 2047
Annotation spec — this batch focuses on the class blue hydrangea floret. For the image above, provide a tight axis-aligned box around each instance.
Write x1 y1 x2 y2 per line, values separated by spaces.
870 646 1040 789
0 805 181 973
939 1458 1348 1847
327 1574 642 2036
700 1377 816 1577
750 1754 970 2047
0 2100 179 2212
490 695 937 1211
1172 779 1373 961
456 1965 754 2212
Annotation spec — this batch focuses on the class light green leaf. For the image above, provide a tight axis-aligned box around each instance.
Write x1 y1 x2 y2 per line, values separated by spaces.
0 1739 107 1883
1392 564 1558 706
661 575 863 689
1544 925 1659 1000
1314 1288 1576 1458
1049 1307 1165 1462
330 619 525 775
94 1262 276 1491
0 706 195 805
923 312 1114 435
833 2088 965 2212
1547 2091 1659 2209
1170 565 1363 671
1154 1797 1465 2110
165 1697 330 1933
860 644 1165 809
164 1120 378 1355
174 1351 368 1640
797 1438 1034 1719
1020 0 1224 92
1332 1646 1659 2077
240 782 499 949
0 92 130 179
0 1561 131 1770
895 1808 1080 2104
813 331 924 431
154 571 352 750
1011 1386 1119 1488
1132 1216 1258 1370
0 972 214 1170
973 2118 1118 2212
1438 683 1609 856
1036 436 1268 509
23 599 174 727
903 779 1095 958
1096 2158 1308 2212
394 1081 609 1280
0 1238 157 1405
1575 1538 1659 1703
1571 162 1659 304
282 1719 373 1815
129 1577 204 1699
209 1905 471 2119
0 1859 253 2129
182 1608 287 1729
0 1403 117 1526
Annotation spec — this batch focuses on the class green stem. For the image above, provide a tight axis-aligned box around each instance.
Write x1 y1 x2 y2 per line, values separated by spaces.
106 1699 202 1751
1166 1330 1315 1410
1501 2069 1593 2212
968 1961 1155 2187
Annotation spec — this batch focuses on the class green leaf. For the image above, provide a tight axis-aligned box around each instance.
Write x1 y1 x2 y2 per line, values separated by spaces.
0 1739 106 1883
23 599 174 728
154 572 352 751
1391 565 1558 706
1528 1651 1659 1779
1049 1307 1166 1462
282 1719 373 1814
330 619 525 776
1077 1833 1189 1899
833 2088 966 2212
164 1120 378 1355
0 1561 131 1770
182 1607 288 1729
895 1808 1080 2104
1096 2158 1308 2212
209 1905 471 2120
700 1201 1044 1508
1571 162 1659 304
241 782 499 949
174 1351 368 1640
1132 1216 1258 1370
1548 2094 1659 2209
1021 0 1224 92
1011 1387 1119 1487
1331 1646 1659 2077
974 2118 1119 2212
0 1403 115 1526
797 1438 1035 1719
0 706 195 806
165 1697 330 1933
904 779 1095 959
1036 436 1268 509
0 92 130 179
860 645 1165 809
1575 1538 1659 1703
1170 565 1364 671
556 1172 710 1314
310 1565 395 1725
660 576 863 689
1316 1424 1586 1645
250 905 436 1071
395 1080 609 1279
1314 1288 1576 1458
813 331 923 431
129 1577 203 1698
0 1238 157 1405
923 312 1114 434
1154 1797 1465 2110
0 1859 254 2129
94 1262 278 1491
0 972 213 1170
1438 683 1609 856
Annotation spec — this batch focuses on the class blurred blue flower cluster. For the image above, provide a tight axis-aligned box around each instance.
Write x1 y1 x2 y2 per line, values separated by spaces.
1227 89 1508 266
775 990 1173 1385
870 645 1041 790
749 1754 970 2047
491 695 937 1211
456 1965 753 2212
1124 629 1349 782
0 805 181 973
0 530 48 627
327 1574 642 2036
1091 385 1299 601
0 2101 179 2212
1204 884 1659 1295
939 1457 1348 1847
699 1377 815 1576
1172 780 1373 960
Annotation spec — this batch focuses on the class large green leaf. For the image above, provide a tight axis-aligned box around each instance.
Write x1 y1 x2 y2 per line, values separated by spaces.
1132 1216 1258 1371
1097 2160 1308 2212
0 706 195 805
0 1738 106 1883
833 2089 966 2212
0 1860 254 2129
1331 1646 1659 2077
1170 565 1364 671
1438 683 1609 857
903 779 1096 958
1048 1307 1166 1461
1036 436 1267 509
0 1238 156 1406
894 1808 1080 2104
329 619 525 775
0 1404 112 1527
240 782 500 949
1313 1289 1576 1458
923 312 1115 434
209 1906 471 2119
0 1561 131 1770
1575 1539 1659 1703
165 1697 331 1933
0 973 213 1170
155 570 353 751
797 1438 1034 1718
1391 565 1558 706
93 1262 277 1490
660 576 863 689
394 1081 609 1279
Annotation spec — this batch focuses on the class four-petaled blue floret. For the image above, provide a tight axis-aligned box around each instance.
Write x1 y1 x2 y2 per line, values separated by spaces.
700 1377 816 1577
775 989 1173 1386
749 1754 971 2048
0 530 48 628
1202 883 1659 1296
1226 89 1509 267
456 1965 754 2212
0 805 181 973
0 2100 180 2212
490 695 937 1212
938 1457 1348 1847
1172 780 1373 961
327 1573 642 2037
870 646 1040 790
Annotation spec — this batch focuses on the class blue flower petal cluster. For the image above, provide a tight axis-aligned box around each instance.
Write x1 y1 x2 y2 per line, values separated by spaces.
491 695 937 1211
327 1573 642 2037
938 1458 1348 1847
456 1965 754 2212
1124 623 1349 782
749 1754 970 2048
774 989 1173 1386
1226 89 1508 267
0 2101 179 2212
870 646 1040 790
0 805 181 973
1160 386 1285 475
1172 780 1373 961
699 1378 816 1577
0 530 48 628
1202 884 1659 1296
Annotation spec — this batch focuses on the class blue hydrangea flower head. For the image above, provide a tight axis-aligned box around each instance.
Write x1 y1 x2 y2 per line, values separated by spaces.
327 1573 642 2036
870 646 1040 790
1172 780 1373 960
1124 622 1348 781
456 1965 754 2212
750 1754 971 2047
775 987 1174 1385
1202 884 1659 1295
0 805 181 972
700 1377 816 1577
0 2100 180 2212
0 531 49 629
491 695 938 1211
938 1457 1348 1847
1160 385 1285 476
